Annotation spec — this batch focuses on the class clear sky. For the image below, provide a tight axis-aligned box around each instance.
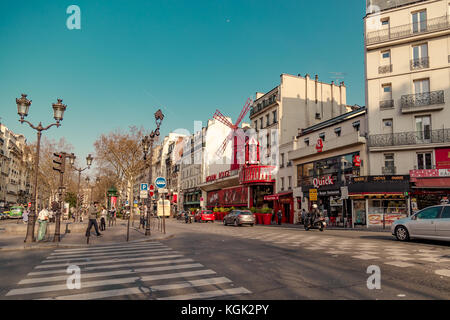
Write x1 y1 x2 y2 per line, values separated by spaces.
0 0 366 165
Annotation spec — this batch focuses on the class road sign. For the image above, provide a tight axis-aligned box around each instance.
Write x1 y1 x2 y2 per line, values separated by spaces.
158 188 168 194
140 183 148 191
340 186 349 200
155 177 167 189
309 189 318 201
149 184 154 197
140 190 148 199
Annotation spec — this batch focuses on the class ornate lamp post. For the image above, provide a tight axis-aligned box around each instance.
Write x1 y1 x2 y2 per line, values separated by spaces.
70 153 93 222
142 109 164 236
16 94 67 243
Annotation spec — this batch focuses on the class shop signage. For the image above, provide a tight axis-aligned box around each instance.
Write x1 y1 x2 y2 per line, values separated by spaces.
207 186 248 206
309 189 318 201
315 138 324 153
239 165 276 184
353 155 361 167
264 195 279 201
206 170 231 182
318 190 340 196
341 186 349 199
410 169 450 178
435 148 450 169
313 175 334 188
352 175 409 183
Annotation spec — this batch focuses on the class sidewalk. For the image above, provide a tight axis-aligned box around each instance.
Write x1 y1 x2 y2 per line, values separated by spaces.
256 222 392 233
0 220 174 252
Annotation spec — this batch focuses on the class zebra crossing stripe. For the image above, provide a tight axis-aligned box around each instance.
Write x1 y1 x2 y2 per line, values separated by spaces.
20 263 204 285
45 247 172 261
7 269 216 296
42 249 175 263
54 242 162 253
51 244 165 256
28 258 194 276
35 254 185 269
39 277 233 300
158 287 251 300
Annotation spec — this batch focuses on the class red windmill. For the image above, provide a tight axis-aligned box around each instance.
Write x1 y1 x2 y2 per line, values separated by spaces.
213 98 253 170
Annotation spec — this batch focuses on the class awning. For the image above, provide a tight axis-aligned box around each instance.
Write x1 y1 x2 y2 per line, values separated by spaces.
412 177 450 188
264 191 293 201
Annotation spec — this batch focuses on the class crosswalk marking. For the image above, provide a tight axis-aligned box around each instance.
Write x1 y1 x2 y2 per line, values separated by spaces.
44 248 172 261
384 261 415 268
50 244 165 256
39 277 234 300
53 242 162 253
20 263 204 285
435 269 450 277
28 258 193 276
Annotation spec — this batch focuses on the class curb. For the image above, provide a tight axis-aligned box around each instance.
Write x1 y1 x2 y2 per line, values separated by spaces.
254 224 391 233
0 233 176 252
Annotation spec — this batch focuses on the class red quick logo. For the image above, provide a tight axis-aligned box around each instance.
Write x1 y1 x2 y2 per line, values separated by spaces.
313 176 334 188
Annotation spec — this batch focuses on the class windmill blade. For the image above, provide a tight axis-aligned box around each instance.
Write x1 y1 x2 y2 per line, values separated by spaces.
216 130 234 157
235 98 253 128
213 109 235 129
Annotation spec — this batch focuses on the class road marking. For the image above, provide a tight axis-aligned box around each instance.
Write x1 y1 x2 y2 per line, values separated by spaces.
158 287 251 300
435 269 450 277
419 257 450 263
28 258 193 276
352 254 380 260
7 269 216 296
45 247 172 260
384 261 415 268
385 256 414 261
35 253 184 269
50 244 165 256
53 242 162 253
20 263 204 285
39 277 233 300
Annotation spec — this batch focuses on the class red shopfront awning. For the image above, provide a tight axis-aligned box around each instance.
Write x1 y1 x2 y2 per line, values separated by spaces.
413 177 450 188
264 191 293 201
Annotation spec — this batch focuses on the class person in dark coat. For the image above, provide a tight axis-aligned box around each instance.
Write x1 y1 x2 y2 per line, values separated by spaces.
277 210 282 225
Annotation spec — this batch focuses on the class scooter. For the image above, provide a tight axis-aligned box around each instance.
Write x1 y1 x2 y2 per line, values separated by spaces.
304 214 326 231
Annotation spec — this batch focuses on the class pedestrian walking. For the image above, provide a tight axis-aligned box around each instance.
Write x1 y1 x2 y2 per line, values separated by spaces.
271 209 275 224
37 207 50 241
301 209 306 225
23 209 29 224
100 205 107 231
277 209 282 225
85 202 102 237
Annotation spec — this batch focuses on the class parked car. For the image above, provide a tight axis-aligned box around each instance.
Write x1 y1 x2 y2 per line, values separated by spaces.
194 210 215 223
223 210 255 227
392 204 450 242
8 206 24 219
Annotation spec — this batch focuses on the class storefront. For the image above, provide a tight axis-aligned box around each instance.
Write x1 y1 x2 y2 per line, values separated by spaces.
182 188 201 210
349 175 410 229
410 169 450 211
264 192 294 224
206 186 249 208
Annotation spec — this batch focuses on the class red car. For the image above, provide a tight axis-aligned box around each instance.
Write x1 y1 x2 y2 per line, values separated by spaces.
195 210 215 223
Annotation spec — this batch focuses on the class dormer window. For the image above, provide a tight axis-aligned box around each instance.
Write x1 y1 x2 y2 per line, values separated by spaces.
319 133 325 141
334 127 342 137
353 121 361 131
304 138 310 146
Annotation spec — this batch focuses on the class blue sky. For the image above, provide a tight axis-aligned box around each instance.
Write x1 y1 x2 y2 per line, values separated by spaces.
0 0 366 164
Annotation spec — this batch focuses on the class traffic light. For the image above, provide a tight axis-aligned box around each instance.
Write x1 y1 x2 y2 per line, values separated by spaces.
53 153 63 172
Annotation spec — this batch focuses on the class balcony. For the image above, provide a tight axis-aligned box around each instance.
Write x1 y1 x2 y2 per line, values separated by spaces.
378 64 392 74
401 90 444 113
410 57 429 70
382 166 396 175
380 99 394 110
368 129 450 147
250 97 277 117
366 15 450 45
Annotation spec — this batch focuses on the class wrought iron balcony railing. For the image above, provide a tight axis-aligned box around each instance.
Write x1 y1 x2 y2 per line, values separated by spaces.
410 57 429 70
368 129 450 147
401 90 444 109
382 166 396 175
366 15 450 45
378 64 393 74
380 99 394 110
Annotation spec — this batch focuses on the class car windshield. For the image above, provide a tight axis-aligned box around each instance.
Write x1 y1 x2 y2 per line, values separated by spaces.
203 211 212 214
239 211 252 215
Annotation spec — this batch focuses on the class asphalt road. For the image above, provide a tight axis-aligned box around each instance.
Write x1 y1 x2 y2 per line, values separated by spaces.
1 219 449 300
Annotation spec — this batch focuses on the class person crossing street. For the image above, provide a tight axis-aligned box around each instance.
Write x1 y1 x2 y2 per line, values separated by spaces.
100 205 107 231
85 202 102 237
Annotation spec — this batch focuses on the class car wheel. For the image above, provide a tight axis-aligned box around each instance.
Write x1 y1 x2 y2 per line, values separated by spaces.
395 226 410 241
223 219 227 226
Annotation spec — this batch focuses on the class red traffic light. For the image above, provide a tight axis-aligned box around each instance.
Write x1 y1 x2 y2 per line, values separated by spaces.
53 153 62 158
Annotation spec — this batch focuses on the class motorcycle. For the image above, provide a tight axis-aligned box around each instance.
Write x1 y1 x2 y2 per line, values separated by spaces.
304 214 326 231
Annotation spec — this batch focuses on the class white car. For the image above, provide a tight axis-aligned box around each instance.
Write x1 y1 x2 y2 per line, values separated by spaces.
391 205 450 241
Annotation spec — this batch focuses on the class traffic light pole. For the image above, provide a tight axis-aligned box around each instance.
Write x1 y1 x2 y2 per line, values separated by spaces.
53 152 70 242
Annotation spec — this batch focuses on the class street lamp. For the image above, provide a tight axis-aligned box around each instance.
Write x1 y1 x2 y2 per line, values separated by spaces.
142 109 164 236
16 94 67 243
71 153 93 222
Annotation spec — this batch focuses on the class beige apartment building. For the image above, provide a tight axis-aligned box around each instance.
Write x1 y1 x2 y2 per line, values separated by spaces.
249 73 351 223
365 0 450 209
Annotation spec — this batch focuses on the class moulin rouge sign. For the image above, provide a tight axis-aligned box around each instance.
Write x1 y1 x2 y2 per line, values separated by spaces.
206 170 231 183
312 175 334 188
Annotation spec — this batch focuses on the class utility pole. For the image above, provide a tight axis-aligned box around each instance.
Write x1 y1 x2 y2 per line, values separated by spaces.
52 152 71 242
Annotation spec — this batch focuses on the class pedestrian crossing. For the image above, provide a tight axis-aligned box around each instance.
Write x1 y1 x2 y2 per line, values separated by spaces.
171 220 450 276
5 242 251 300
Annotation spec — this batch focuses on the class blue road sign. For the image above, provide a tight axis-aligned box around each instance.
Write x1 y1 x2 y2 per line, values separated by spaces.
155 177 167 189
140 183 148 191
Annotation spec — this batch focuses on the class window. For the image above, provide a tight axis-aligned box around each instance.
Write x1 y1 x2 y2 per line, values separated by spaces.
383 118 393 128
381 51 390 59
281 153 285 167
381 18 389 26
334 127 341 137
415 116 431 142
384 153 394 168
280 177 285 191
254 120 258 130
304 138 310 146
440 206 450 219
416 206 441 220
260 118 263 129
288 176 292 190
319 133 325 141
273 110 277 124
412 10 427 33
266 114 270 126
353 121 360 131
417 152 432 169
412 44 428 61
